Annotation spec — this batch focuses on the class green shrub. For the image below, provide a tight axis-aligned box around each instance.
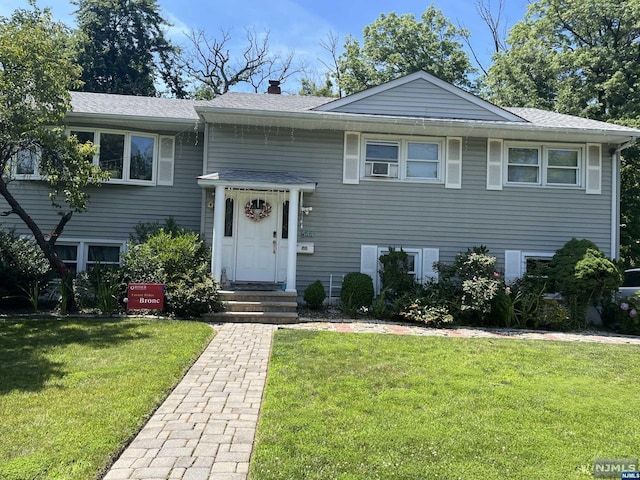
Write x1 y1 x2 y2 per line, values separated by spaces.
435 246 500 324
303 280 326 310
491 280 545 329
549 238 622 327
0 228 51 306
371 289 389 319
399 299 453 326
122 229 220 318
340 273 374 315
379 247 415 298
75 265 125 314
130 217 181 244
166 273 221 318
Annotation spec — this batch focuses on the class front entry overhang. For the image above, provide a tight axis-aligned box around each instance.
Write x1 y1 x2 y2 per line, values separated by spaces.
198 169 317 192
198 170 316 294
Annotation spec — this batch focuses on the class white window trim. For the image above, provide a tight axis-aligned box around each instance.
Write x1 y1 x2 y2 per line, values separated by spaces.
361 134 445 183
53 238 126 272
504 142 584 188
67 128 162 186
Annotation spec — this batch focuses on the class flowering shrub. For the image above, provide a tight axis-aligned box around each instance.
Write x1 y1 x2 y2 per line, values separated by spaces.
603 295 640 335
462 276 500 314
400 299 453 326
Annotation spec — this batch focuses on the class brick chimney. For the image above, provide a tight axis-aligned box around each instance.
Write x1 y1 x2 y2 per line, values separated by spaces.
267 80 281 94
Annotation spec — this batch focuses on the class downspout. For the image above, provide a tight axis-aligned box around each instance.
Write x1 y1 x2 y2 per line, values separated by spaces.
200 124 209 235
612 139 637 260
611 150 619 260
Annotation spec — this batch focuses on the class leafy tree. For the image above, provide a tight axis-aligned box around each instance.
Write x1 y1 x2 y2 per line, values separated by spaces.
73 0 186 97
482 0 640 266
298 75 337 97
483 0 640 120
338 6 475 95
0 3 108 311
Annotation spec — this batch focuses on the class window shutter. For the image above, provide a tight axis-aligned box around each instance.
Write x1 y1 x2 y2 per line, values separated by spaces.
422 248 440 283
445 137 462 189
487 138 503 190
343 132 360 184
360 245 378 289
585 143 602 195
504 250 522 284
157 136 175 186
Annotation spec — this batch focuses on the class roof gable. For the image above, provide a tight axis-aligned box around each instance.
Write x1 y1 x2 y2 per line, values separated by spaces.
315 71 524 122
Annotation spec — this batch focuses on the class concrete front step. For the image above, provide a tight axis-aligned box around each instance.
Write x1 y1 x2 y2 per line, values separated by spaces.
204 311 299 324
219 290 297 303
224 301 297 313
214 289 299 323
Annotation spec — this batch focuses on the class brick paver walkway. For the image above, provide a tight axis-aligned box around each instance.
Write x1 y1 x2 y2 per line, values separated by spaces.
103 319 640 480
103 323 276 480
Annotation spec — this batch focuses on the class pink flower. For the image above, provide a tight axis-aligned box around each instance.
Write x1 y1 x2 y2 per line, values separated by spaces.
621 303 630 311
493 272 500 278
631 309 637 318
505 287 511 294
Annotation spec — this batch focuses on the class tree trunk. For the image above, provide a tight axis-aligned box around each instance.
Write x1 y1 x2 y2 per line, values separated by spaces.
0 179 77 312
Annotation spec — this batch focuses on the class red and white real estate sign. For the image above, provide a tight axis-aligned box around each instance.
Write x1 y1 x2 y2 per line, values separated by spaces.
127 283 164 310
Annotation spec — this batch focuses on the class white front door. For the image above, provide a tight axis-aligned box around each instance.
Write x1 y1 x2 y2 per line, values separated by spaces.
235 193 279 282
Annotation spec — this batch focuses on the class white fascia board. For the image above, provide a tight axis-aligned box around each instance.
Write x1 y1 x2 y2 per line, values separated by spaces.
197 176 317 193
313 71 525 123
66 112 203 131
196 107 640 146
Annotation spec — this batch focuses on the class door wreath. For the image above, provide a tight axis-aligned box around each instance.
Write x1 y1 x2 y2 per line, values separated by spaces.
245 199 272 222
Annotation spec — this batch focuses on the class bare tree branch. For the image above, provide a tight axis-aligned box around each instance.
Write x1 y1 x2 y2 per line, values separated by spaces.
247 48 305 93
459 0 507 76
477 0 507 54
319 31 343 97
458 22 489 77
181 27 301 96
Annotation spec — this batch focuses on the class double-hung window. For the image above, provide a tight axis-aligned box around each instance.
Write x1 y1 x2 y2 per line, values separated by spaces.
365 141 399 178
406 142 440 179
506 143 582 187
363 136 443 182
12 147 42 179
507 146 540 183
70 130 158 185
546 147 580 185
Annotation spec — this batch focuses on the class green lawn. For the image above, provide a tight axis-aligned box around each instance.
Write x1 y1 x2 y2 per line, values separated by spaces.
251 330 640 480
0 317 214 480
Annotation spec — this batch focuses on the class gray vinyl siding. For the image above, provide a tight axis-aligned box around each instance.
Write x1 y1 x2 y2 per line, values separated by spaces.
331 79 511 121
1 130 204 244
205 124 613 292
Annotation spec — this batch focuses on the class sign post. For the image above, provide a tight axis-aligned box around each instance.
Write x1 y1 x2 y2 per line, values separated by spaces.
127 283 164 311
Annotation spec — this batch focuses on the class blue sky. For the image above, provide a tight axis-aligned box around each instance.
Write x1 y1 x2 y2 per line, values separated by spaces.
2 0 530 92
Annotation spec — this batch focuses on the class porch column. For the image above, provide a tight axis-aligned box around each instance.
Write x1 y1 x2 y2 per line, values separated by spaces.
211 186 225 281
286 188 300 293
